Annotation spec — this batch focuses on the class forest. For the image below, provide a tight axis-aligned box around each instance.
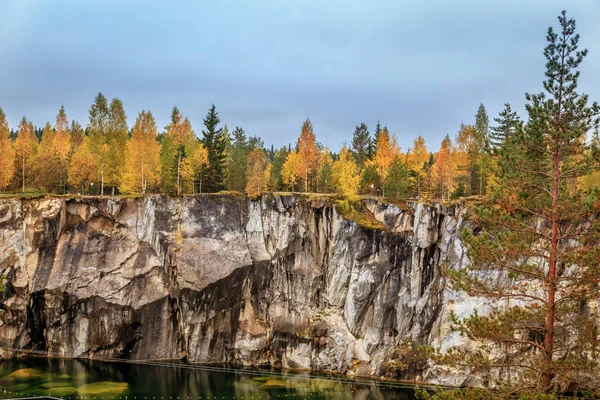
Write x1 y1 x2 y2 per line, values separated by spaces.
0 90 546 201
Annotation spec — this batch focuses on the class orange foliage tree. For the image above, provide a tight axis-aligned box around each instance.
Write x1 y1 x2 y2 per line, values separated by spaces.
245 148 271 197
14 117 38 193
0 107 15 191
297 118 319 192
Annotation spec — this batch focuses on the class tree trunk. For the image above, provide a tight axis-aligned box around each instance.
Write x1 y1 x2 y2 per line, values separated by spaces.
177 148 182 196
542 150 559 392
22 155 25 193
101 166 104 196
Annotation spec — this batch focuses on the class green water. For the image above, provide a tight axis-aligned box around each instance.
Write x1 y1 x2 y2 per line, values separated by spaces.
0 358 417 399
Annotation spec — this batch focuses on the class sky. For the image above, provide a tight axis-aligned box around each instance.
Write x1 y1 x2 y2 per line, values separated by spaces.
1 0 600 151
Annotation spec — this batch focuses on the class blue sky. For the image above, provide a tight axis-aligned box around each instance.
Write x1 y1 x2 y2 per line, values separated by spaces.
1 0 599 151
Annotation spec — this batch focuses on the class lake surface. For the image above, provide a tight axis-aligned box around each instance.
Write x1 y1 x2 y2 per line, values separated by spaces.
0 358 417 399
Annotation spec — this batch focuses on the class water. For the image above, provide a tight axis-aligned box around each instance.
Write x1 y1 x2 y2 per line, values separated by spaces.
0 358 417 399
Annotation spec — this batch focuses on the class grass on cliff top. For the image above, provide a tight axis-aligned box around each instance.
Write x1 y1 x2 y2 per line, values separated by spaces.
335 198 386 231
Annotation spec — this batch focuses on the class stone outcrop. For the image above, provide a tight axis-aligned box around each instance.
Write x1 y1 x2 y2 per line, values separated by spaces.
0 194 468 383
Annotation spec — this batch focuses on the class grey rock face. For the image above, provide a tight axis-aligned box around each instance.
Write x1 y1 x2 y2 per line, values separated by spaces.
0 195 465 382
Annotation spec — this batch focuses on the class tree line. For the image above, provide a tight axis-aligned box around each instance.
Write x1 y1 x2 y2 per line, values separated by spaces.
0 92 552 201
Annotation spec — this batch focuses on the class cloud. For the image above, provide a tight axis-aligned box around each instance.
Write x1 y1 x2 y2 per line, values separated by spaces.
0 0 599 151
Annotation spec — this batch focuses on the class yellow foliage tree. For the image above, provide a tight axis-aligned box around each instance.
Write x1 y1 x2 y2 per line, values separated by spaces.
164 107 197 195
120 110 162 195
431 135 457 200
181 141 208 194
36 122 61 191
282 150 301 191
68 138 99 194
331 145 360 199
407 135 428 197
245 148 270 197
0 107 15 191
14 117 38 193
297 119 319 192
372 128 400 196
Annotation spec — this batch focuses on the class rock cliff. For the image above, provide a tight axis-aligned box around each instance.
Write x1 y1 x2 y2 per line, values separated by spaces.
0 194 468 384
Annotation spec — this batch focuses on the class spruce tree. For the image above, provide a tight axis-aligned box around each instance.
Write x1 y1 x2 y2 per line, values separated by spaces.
226 127 248 192
434 11 600 396
383 157 410 200
351 123 371 168
490 103 521 152
201 104 226 193
474 103 491 195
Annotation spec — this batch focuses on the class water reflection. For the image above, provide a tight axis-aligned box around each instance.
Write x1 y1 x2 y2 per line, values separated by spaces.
0 358 416 399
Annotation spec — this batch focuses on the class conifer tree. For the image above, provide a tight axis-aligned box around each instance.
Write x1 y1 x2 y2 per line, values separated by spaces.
435 11 600 395
269 146 289 191
226 126 248 192
351 123 371 168
474 103 491 195
201 104 226 193
490 103 521 152
317 147 333 193
383 156 410 200
360 164 382 196
0 107 15 191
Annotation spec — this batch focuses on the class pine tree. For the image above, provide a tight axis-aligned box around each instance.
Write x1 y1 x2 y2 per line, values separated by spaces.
351 123 371 168
490 103 521 152
201 104 226 193
0 107 15 191
435 11 600 395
